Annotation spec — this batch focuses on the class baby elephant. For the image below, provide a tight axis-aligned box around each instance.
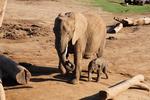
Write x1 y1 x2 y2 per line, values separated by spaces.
88 58 108 82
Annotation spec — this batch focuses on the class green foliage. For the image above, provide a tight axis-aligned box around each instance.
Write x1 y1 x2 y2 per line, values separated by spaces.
94 0 150 13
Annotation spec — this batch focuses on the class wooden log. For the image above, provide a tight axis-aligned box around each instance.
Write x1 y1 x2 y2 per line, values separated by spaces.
114 17 150 26
0 55 31 84
99 74 150 100
0 69 5 100
114 17 133 26
113 23 123 33
142 17 150 25
15 65 31 84
0 0 7 27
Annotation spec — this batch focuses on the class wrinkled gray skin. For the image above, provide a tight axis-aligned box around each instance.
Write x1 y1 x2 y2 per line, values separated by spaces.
88 58 108 82
53 12 106 84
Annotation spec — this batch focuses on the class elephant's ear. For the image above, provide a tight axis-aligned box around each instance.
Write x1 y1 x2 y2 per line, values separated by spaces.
72 13 87 45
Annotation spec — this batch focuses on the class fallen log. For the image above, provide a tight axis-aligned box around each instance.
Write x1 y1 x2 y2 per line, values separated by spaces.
0 55 31 84
0 0 7 27
99 74 150 100
0 57 31 100
114 17 150 26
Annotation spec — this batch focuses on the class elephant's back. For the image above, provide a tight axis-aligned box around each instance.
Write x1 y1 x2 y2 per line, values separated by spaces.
83 13 106 28
82 13 106 59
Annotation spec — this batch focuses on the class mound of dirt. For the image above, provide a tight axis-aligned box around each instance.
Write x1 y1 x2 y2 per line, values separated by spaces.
0 22 50 39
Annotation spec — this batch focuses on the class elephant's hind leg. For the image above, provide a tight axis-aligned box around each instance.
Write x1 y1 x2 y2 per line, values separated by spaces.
97 38 106 58
103 67 108 79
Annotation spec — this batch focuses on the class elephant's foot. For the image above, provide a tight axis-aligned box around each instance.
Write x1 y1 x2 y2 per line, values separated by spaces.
88 78 92 82
96 79 100 83
71 79 79 84
83 53 93 59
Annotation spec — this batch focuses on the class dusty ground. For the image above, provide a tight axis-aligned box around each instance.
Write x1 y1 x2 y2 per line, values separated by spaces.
0 0 150 100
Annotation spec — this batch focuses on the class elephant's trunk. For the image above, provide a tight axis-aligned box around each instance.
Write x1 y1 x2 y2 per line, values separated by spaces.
61 45 68 65
60 37 68 66
60 40 75 72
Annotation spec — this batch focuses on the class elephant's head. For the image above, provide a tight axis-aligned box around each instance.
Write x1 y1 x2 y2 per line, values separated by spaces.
53 12 87 70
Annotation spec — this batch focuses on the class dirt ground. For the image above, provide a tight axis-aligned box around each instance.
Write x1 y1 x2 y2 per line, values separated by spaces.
0 0 150 100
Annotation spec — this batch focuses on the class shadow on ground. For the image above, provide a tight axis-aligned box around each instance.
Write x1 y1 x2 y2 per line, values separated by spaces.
80 91 109 100
19 62 74 84
3 61 58 88
80 92 100 100
19 62 59 76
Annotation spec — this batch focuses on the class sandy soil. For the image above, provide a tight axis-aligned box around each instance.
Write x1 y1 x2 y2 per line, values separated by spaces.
0 0 150 100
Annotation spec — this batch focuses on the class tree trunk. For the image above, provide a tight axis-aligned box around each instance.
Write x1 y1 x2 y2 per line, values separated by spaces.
0 0 7 27
99 74 150 100
0 55 31 84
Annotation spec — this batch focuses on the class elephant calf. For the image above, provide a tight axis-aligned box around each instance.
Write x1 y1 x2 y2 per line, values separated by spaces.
88 58 108 82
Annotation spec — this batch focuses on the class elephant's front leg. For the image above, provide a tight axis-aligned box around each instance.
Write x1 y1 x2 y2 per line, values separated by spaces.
88 70 92 82
72 41 82 84
103 66 108 79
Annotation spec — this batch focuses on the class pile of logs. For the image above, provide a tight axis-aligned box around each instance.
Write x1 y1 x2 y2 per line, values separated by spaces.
99 74 150 100
111 17 150 33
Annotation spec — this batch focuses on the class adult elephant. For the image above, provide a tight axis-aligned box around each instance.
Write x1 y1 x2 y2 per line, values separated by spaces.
53 12 106 84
